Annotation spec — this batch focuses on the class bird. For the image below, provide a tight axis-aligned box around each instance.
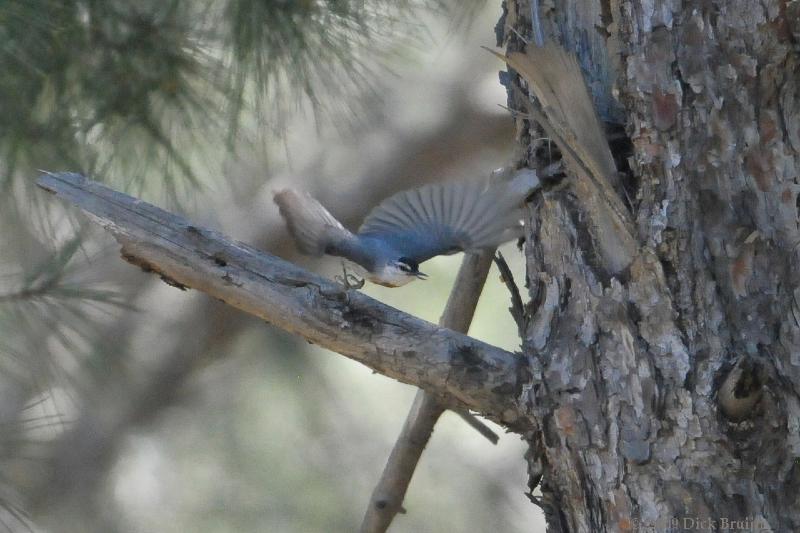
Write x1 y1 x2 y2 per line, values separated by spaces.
274 172 538 288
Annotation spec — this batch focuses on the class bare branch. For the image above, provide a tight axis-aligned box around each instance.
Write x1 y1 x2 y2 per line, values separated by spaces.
35 172 527 428
361 251 497 533
361 391 444 533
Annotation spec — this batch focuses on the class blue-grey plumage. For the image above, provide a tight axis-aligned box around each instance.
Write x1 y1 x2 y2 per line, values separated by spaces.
274 173 538 287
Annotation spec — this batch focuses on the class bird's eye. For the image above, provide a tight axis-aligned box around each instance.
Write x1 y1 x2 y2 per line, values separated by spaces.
398 263 410 272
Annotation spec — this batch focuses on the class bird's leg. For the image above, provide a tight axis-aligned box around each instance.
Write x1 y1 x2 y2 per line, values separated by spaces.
335 263 365 290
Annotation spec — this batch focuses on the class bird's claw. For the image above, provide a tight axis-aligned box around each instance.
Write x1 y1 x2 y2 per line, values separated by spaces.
335 265 365 290
338 273 365 290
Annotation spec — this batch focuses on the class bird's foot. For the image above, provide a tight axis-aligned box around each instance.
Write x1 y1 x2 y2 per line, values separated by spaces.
335 265 365 290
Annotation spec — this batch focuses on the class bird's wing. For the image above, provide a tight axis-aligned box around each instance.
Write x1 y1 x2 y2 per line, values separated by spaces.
357 180 526 264
274 189 361 258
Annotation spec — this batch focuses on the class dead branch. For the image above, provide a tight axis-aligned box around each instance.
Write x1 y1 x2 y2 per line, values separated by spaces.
36 172 527 429
360 251 496 533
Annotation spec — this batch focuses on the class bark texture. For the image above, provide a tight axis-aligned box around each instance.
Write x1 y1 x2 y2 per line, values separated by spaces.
501 0 800 531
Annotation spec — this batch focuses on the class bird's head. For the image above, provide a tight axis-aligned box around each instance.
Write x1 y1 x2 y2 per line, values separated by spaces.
371 257 427 287
395 257 427 280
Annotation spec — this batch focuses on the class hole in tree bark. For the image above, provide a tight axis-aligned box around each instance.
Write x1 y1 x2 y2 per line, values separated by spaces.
605 121 637 210
795 189 800 218
717 358 764 421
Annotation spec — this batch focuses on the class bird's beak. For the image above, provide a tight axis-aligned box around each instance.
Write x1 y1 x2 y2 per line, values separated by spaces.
415 271 428 280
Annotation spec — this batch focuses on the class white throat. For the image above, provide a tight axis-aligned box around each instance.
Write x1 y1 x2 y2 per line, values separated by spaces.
366 264 417 288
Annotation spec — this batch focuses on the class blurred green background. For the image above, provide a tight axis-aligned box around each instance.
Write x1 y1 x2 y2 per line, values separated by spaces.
0 1 544 531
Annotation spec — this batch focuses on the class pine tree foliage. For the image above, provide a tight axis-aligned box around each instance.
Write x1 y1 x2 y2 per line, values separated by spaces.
0 0 474 191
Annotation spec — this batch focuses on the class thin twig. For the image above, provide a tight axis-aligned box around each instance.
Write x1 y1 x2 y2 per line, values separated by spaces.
494 251 527 338
455 410 499 444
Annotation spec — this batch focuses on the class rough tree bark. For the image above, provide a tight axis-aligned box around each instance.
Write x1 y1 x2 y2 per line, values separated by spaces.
503 0 800 531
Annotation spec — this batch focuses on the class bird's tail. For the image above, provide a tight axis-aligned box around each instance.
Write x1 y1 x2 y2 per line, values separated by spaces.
273 189 346 256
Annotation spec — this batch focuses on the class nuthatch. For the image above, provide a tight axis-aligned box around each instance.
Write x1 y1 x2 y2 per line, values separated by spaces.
275 172 538 287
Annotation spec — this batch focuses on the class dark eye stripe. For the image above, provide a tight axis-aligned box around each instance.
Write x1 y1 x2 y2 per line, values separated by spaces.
397 257 418 271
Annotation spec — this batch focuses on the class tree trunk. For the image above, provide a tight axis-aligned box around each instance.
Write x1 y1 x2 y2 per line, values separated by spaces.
503 0 800 531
